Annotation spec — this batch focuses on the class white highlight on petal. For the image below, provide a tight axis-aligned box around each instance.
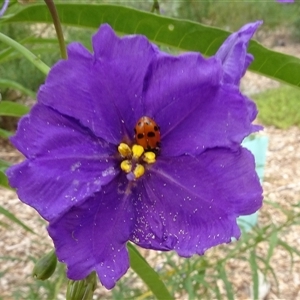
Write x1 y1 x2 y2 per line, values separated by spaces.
102 166 115 177
71 161 81 171
72 179 79 186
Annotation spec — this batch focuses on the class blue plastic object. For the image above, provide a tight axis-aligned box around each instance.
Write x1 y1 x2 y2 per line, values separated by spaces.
237 135 268 232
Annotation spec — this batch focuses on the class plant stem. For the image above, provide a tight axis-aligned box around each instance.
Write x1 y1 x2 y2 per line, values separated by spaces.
44 0 67 59
151 0 160 14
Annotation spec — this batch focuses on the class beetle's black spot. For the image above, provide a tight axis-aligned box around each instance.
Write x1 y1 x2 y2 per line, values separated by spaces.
137 133 144 139
154 126 159 131
147 131 155 137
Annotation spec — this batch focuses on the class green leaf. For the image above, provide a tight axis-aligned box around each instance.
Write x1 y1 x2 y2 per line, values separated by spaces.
265 231 278 271
0 79 36 98
249 250 259 300
24 37 59 46
217 263 234 300
278 240 294 267
264 200 291 216
0 159 11 172
0 171 11 189
0 37 59 65
278 239 300 257
3 3 300 88
127 243 173 300
0 46 16 64
0 128 13 139
0 32 50 75
0 100 29 117
0 205 36 234
256 255 279 295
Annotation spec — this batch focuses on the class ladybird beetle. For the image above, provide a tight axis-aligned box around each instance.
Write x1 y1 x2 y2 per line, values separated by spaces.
134 116 161 151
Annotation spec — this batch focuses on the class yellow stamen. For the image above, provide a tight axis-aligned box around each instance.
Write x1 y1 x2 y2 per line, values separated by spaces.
133 164 145 179
118 143 132 157
120 160 132 173
143 151 156 164
132 144 144 159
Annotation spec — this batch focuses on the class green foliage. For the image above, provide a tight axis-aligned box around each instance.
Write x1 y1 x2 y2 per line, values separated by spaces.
0 100 29 117
32 250 57 281
0 24 57 91
177 0 300 30
0 171 10 189
0 159 11 189
2 3 300 89
0 205 35 234
0 128 13 139
249 250 259 300
0 79 36 98
254 86 300 129
292 14 300 42
0 32 51 77
128 243 173 300
11 261 66 300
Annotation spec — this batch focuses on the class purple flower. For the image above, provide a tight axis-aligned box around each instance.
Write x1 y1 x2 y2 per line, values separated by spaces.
0 0 9 18
7 21 263 289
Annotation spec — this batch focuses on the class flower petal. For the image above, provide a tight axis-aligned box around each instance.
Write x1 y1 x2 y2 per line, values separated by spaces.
39 24 158 143
131 147 262 256
142 53 258 156
216 21 263 85
48 175 134 289
7 104 118 221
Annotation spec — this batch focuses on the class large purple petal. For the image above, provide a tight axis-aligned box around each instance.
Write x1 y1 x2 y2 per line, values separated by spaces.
141 53 258 156
39 23 260 156
92 23 159 130
130 147 262 256
48 175 134 289
39 24 158 144
7 104 118 221
216 21 263 85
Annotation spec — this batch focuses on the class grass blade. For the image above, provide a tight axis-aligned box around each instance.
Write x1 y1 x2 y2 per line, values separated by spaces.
217 263 234 300
249 250 259 300
0 100 29 117
0 79 36 98
128 243 173 300
0 205 36 234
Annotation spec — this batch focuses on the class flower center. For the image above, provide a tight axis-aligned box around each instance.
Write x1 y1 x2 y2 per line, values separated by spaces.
118 143 156 181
